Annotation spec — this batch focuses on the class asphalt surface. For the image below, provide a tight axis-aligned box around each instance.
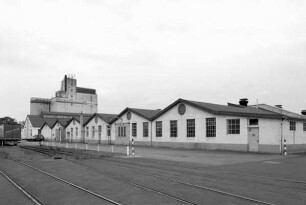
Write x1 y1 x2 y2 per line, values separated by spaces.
1 143 306 205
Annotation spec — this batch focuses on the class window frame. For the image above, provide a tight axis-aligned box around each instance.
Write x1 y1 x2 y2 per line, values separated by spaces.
143 122 149 137
92 126 95 138
289 121 296 131
248 118 259 126
303 122 306 131
227 119 240 134
206 117 216 137
98 125 102 138
186 119 195 137
156 121 162 137
170 120 178 137
132 123 137 137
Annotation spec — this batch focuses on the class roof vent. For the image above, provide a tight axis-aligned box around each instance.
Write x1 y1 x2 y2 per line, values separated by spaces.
239 98 248 106
275 105 282 109
301 110 306 115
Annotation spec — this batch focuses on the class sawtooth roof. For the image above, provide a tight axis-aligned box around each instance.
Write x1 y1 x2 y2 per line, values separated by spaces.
27 115 57 128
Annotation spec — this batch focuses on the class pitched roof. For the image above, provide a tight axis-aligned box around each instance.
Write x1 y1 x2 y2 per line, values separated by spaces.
64 116 92 127
84 113 117 126
152 99 282 120
110 108 161 123
27 115 58 128
97 113 117 123
252 104 306 121
50 118 71 128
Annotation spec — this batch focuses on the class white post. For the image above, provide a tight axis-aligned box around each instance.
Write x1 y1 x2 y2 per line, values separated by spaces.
75 143 77 149
97 144 100 152
66 143 68 149
126 145 130 156
86 144 88 150
111 145 114 153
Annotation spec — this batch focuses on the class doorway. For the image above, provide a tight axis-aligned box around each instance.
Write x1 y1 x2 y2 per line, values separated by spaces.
248 127 259 152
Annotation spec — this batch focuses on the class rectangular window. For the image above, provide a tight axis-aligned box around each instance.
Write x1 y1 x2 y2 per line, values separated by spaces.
206 118 216 137
303 122 306 131
227 119 240 134
75 127 78 137
107 125 111 137
290 121 296 131
187 119 195 137
71 128 73 137
123 126 126 137
98 125 102 138
156 121 162 137
132 123 137 137
249 119 258 126
170 120 177 137
118 127 121 137
86 127 89 137
92 126 95 138
143 122 149 137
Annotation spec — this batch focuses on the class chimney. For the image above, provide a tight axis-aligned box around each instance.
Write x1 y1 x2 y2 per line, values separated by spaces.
239 98 248 106
301 110 306 115
275 105 282 109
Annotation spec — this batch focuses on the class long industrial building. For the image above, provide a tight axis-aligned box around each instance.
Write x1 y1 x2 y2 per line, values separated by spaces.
24 76 306 154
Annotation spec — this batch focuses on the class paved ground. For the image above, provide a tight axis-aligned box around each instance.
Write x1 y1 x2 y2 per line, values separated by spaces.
1 142 305 204
35 140 286 166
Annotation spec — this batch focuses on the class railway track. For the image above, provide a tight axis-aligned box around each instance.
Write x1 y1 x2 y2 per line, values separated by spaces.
0 169 45 205
20 145 283 205
14 160 122 205
0 157 121 205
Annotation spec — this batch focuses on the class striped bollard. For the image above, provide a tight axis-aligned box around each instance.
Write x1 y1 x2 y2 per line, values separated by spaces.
131 138 135 156
284 138 287 156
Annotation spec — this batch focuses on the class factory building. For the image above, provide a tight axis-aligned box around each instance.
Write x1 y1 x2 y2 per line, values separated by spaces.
83 113 117 144
110 108 161 146
24 75 306 153
147 98 306 153
30 75 98 115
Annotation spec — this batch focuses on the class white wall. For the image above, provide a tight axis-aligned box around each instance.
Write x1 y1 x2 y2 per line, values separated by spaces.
85 116 110 144
282 120 306 145
24 117 39 138
65 120 82 142
111 111 152 145
152 103 248 144
41 125 52 141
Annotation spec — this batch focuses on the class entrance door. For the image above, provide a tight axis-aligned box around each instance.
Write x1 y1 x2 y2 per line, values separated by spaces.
248 127 259 152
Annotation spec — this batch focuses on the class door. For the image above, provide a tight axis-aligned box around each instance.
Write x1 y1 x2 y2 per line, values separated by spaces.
115 123 130 145
248 127 259 152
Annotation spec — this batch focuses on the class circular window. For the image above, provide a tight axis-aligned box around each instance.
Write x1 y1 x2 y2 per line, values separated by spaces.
127 111 132 120
178 104 186 115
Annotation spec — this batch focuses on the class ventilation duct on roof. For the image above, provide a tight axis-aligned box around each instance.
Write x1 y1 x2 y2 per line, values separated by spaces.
275 105 282 109
239 98 248 106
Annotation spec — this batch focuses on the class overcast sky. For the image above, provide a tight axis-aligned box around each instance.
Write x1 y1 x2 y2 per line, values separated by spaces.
1 0 305 121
